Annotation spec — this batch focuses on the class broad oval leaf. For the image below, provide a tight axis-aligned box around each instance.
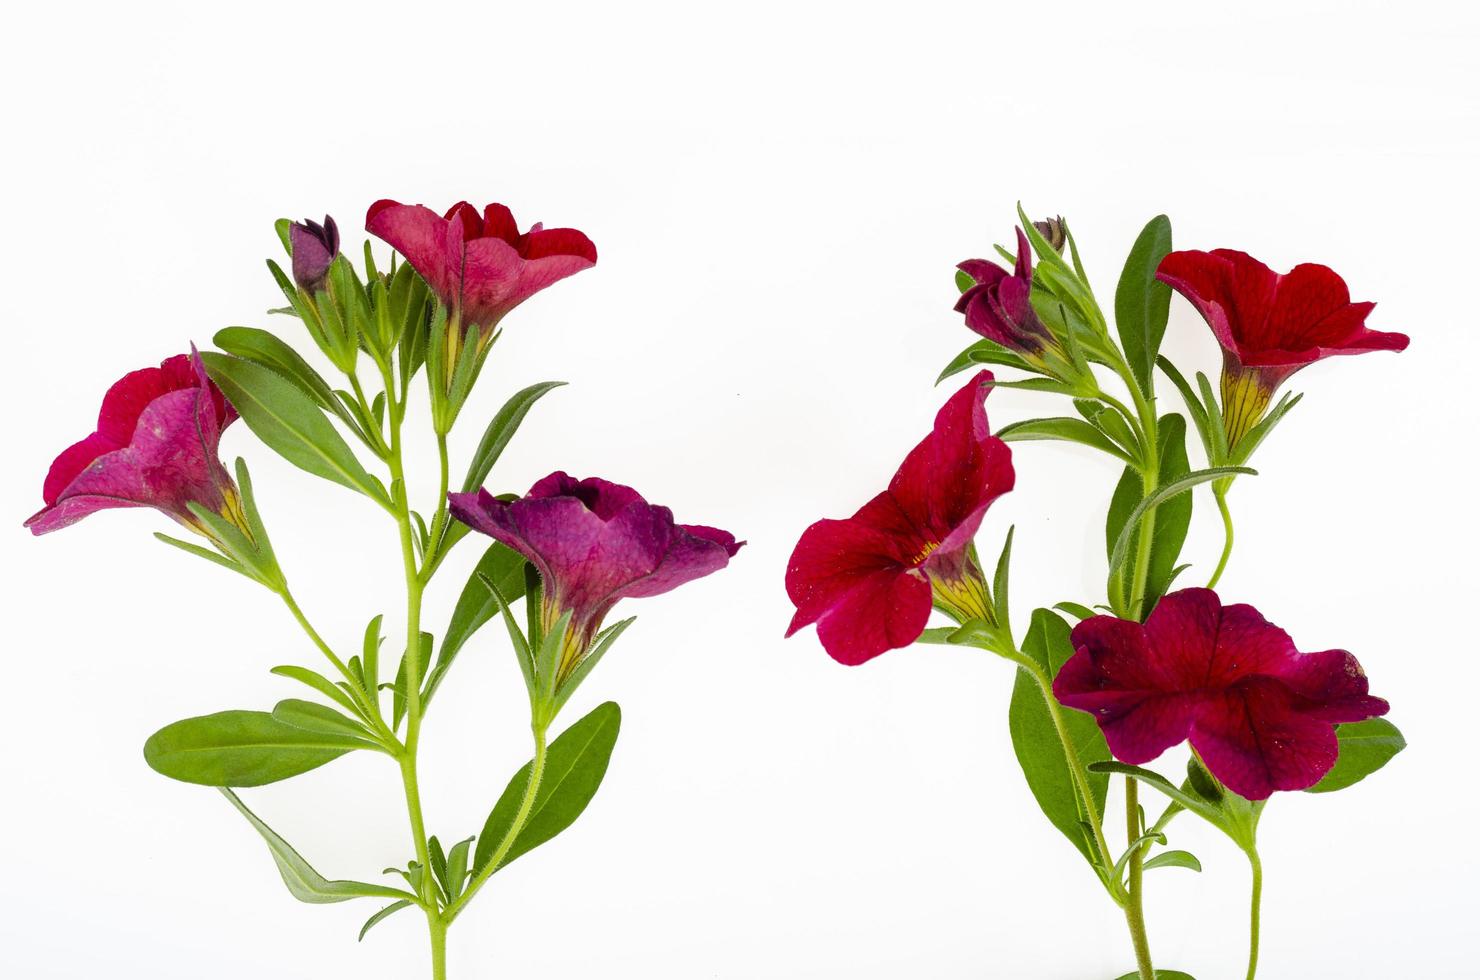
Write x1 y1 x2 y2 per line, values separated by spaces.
1114 214 1174 393
144 710 371 787
1009 609 1110 870
473 701 621 875
219 789 415 905
200 352 388 506
1307 718 1406 793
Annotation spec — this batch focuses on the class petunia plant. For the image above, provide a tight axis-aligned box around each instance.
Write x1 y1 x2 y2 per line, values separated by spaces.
786 206 1408 979
27 200 739 978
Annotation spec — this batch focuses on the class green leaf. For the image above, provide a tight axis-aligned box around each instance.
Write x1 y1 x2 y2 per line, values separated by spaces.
444 836 475 899
219 789 415 905
271 699 378 745
1008 609 1110 869
358 899 414 941
473 702 622 875
550 617 635 717
460 382 566 494
1114 215 1173 393
1104 415 1194 613
1114 971 1197 979
154 532 249 578
1143 850 1202 873
1307 718 1406 793
1106 461 1256 589
199 352 389 507
1088 762 1226 827
213 327 352 425
937 340 1034 384
392 632 434 730
144 710 370 786
997 417 1136 465
1053 601 1097 621
270 665 364 718
425 543 529 707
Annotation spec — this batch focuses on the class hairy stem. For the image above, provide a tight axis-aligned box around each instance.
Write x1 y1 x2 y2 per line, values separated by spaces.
1123 779 1156 980
446 724 549 923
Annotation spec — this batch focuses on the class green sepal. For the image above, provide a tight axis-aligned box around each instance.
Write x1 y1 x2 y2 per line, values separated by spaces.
550 617 636 719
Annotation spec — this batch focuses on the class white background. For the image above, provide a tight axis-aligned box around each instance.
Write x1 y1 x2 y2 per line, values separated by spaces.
2 2 1475 977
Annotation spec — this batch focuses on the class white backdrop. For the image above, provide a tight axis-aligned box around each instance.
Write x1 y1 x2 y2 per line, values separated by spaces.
3 2 1475 977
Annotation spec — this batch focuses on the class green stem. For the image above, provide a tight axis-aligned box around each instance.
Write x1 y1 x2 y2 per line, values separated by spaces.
1123 779 1156 980
427 912 448 980
1244 848 1263 980
445 724 549 923
1206 486 1235 589
420 432 453 584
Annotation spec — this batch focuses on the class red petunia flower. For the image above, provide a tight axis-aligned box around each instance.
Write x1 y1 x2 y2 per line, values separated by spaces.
1053 588 1388 801
26 350 242 537
366 199 596 333
785 371 1015 665
1156 249 1408 447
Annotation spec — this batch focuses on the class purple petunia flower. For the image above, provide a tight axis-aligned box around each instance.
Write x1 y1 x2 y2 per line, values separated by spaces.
449 472 741 682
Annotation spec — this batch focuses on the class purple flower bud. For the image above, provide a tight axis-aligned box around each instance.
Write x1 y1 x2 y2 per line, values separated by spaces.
289 215 339 291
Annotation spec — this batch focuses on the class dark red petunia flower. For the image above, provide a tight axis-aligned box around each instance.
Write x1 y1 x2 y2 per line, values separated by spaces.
289 215 339 291
1053 588 1389 801
955 228 1057 356
449 473 741 683
785 371 1015 666
26 350 242 537
1156 249 1408 447
366 199 596 332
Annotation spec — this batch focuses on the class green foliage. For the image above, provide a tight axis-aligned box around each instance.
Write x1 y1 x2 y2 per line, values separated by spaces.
424 543 530 709
473 702 622 875
200 352 391 507
219 789 414 905
1114 215 1174 394
1308 719 1406 793
1008 610 1110 870
144 710 375 786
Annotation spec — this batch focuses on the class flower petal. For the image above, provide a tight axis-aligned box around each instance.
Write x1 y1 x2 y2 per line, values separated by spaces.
813 566 933 666
1190 678 1341 799
366 201 459 303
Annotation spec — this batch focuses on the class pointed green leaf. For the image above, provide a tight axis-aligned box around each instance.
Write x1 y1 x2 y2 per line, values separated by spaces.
199 352 389 507
473 702 621 875
425 543 529 707
1143 850 1202 873
1307 718 1406 793
219 789 414 905
1114 215 1174 392
460 382 566 494
358 899 414 941
997 417 1136 465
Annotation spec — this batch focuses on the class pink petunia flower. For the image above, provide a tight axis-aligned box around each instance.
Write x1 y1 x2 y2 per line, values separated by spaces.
26 350 243 538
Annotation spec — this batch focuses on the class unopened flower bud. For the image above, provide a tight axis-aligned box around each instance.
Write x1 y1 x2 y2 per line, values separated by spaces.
289 215 340 292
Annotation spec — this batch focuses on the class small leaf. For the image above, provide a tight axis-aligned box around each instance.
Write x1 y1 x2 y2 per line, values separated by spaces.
1089 761 1226 828
145 710 370 786
473 702 622 875
200 352 389 507
271 699 379 745
937 339 1034 384
1143 850 1202 873
1107 462 1256 586
997 417 1136 464
1307 718 1406 793
1114 972 1197 979
358 900 414 941
270 665 364 718
219 789 414 905
1053 601 1097 621
461 382 567 494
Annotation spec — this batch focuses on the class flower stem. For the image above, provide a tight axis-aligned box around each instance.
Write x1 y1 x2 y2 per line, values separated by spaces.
1206 486 1235 589
427 913 448 980
445 724 549 923
1244 848 1263 980
1123 778 1156 980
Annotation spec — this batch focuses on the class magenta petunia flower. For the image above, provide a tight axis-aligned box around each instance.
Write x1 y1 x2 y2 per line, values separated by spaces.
1156 249 1408 447
366 199 596 332
289 215 339 291
1053 588 1389 801
785 371 1015 666
26 350 242 537
955 228 1057 356
449 473 741 681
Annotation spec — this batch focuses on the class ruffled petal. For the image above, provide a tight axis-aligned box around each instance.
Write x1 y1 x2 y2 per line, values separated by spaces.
366 201 459 305
1190 678 1341 799
813 566 933 666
